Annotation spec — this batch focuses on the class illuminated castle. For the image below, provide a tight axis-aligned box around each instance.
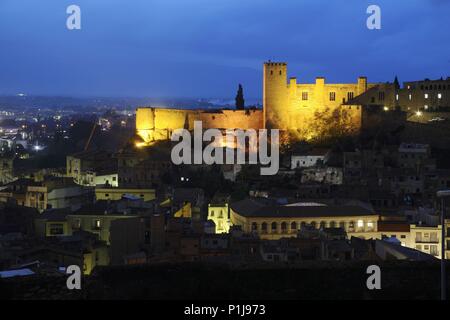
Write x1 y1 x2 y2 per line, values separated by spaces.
136 62 375 143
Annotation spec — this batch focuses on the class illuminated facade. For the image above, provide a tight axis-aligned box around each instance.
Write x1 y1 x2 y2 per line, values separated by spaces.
136 62 372 143
207 203 231 234
229 199 380 240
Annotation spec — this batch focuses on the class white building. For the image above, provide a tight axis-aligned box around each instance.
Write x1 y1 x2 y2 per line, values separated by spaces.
291 149 330 169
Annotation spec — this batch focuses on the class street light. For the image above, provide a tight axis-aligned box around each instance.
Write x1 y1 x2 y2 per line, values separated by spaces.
436 190 450 300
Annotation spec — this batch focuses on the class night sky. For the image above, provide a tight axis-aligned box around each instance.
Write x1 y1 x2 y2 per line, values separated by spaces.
0 0 449 99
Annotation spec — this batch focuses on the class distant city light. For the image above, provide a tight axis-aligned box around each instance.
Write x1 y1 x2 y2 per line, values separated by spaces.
416 110 423 117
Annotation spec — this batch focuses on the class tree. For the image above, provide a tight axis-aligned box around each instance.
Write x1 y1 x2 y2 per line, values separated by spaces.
235 84 245 110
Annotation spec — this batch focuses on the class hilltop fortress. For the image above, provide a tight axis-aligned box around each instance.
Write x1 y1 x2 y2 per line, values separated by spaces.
136 62 378 143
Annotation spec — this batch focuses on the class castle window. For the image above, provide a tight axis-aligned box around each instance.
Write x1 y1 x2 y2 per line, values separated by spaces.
378 92 385 101
279 70 282 75
329 92 336 101
347 92 354 101
302 92 308 101
270 71 273 75
425 93 429 99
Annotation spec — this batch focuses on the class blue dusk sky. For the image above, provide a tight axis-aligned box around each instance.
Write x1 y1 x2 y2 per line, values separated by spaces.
0 0 449 99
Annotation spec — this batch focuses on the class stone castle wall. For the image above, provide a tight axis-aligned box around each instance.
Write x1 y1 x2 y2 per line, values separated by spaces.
137 62 370 143
136 108 264 142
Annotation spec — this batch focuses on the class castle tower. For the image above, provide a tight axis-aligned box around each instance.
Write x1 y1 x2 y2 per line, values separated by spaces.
136 107 155 143
263 62 288 129
357 76 368 96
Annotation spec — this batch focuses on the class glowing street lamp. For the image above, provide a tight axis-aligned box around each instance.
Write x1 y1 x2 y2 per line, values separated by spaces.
416 110 423 117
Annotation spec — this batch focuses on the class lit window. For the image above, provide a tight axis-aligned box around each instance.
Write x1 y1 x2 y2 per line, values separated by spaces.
396 94 399 101
424 105 428 110
357 220 364 228
409 94 412 101
347 92 354 100
438 93 442 99
367 221 374 229
424 93 429 99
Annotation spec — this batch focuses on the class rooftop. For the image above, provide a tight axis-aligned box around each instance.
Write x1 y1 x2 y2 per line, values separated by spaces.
230 198 376 218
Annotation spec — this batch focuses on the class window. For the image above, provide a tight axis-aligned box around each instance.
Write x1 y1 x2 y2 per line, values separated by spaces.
409 94 412 101
349 221 355 230
251 222 257 231
291 222 297 231
329 92 336 101
72 219 81 230
438 93 442 99
425 93 429 99
281 222 287 233
430 232 438 242
347 92 354 101
93 219 101 230
367 221 374 230
396 94 399 101
261 223 268 233
416 232 422 242
357 220 364 228
319 221 326 229
430 245 438 256
329 221 336 228
48 223 64 235
271 222 277 232
302 92 308 101
378 92 385 101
